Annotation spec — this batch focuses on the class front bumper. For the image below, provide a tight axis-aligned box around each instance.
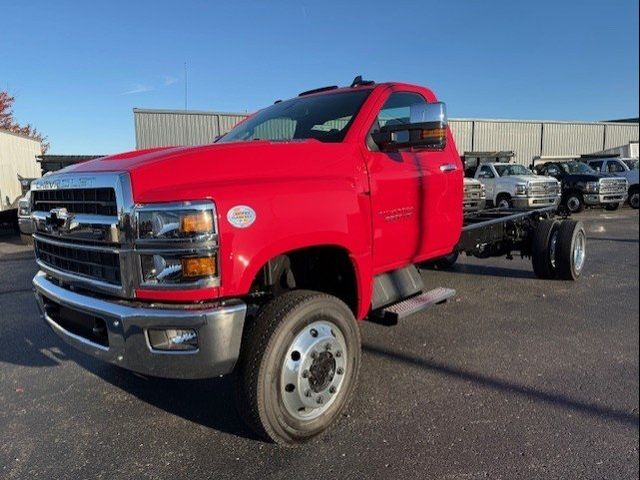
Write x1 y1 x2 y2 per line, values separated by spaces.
512 195 560 209
584 193 628 205
18 217 35 235
33 272 247 379
463 198 487 213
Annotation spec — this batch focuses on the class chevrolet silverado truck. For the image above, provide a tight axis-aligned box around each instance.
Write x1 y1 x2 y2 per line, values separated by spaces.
583 156 639 209
472 162 561 209
532 157 628 213
29 78 587 445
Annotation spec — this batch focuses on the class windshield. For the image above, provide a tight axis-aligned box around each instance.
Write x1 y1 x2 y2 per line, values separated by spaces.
218 90 371 143
623 159 639 170
494 164 532 177
559 162 595 174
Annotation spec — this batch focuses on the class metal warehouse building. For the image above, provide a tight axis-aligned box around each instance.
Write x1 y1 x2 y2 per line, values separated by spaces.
134 108 639 165
0 129 41 212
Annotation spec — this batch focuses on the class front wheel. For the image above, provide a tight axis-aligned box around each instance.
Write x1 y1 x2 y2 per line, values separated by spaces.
235 290 361 445
604 203 620 211
496 194 512 209
563 192 584 213
629 188 639 209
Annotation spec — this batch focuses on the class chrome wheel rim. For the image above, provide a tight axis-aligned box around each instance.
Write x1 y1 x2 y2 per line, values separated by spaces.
280 321 347 421
631 193 639 209
498 199 510 209
573 231 586 272
567 196 581 212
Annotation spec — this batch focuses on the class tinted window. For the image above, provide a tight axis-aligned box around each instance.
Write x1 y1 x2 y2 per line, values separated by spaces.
494 164 532 177
589 161 603 170
370 92 428 144
219 90 371 143
607 161 625 173
478 165 495 179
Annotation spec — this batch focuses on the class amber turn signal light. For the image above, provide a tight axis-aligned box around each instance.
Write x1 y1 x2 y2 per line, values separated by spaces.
180 211 214 234
181 256 217 277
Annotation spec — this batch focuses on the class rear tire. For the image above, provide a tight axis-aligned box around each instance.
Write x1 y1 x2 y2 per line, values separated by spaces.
604 203 620 211
234 290 361 445
423 252 459 270
554 220 586 281
531 219 560 279
564 192 584 213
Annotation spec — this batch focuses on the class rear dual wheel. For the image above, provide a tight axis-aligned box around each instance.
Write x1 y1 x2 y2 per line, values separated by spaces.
235 290 361 445
532 219 586 281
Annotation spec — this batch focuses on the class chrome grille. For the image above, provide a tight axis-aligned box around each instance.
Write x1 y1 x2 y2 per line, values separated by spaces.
35 238 121 285
32 188 117 216
599 178 627 195
464 183 485 200
529 182 560 197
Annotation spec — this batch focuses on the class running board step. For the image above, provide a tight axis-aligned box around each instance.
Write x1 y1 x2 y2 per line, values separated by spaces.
370 287 456 326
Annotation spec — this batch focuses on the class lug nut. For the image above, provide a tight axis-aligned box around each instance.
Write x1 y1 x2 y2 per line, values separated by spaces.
336 367 344 375
335 351 342 358
305 390 312 398
325 343 332 351
329 386 336 394
302 370 309 378
310 328 318 338
310 351 317 360
316 396 323 404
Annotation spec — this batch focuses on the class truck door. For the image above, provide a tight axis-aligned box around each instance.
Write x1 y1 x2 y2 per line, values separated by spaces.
364 90 462 271
476 165 497 201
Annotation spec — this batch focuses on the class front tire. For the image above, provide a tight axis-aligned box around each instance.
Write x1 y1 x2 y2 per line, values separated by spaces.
496 194 512 209
563 192 584 213
235 290 361 445
629 188 639 209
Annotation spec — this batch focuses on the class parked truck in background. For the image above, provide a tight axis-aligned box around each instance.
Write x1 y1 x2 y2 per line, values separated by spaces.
582 156 639 209
532 157 628 213
29 78 587 445
472 162 561 209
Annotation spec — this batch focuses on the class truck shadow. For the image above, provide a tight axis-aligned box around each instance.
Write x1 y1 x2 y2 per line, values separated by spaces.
363 343 639 429
442 263 537 279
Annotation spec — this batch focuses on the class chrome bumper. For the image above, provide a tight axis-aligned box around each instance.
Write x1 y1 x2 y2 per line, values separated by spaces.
584 193 628 205
33 272 247 379
512 195 560 209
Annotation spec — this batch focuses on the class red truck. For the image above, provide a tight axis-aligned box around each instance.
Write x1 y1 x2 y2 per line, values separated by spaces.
30 77 586 444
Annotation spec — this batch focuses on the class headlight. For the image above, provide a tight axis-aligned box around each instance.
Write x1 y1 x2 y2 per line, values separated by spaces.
515 183 528 196
137 202 215 240
585 181 599 193
18 201 30 217
140 252 217 285
135 201 219 287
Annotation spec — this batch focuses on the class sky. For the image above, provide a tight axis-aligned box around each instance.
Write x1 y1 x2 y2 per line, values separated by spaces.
1 0 638 154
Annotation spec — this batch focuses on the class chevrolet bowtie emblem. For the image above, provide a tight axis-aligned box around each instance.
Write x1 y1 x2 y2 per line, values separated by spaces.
45 208 75 234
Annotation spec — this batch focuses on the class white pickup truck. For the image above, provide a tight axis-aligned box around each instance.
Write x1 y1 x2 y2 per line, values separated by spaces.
474 162 561 209
584 157 639 209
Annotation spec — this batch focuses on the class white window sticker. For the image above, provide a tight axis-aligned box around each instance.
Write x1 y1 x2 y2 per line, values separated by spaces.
227 205 256 228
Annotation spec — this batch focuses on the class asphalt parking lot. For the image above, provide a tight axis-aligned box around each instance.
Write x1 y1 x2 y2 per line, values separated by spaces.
0 209 638 480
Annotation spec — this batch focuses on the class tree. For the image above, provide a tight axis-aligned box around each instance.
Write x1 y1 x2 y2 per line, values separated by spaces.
0 91 49 153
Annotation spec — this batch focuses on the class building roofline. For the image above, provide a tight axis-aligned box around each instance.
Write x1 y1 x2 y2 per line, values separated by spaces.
0 128 42 143
132 109 639 127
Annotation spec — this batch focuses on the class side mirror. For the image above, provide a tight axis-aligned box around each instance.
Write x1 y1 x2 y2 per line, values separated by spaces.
372 102 447 152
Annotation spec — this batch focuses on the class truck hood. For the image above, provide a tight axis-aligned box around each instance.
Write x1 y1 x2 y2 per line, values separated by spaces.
62 140 361 202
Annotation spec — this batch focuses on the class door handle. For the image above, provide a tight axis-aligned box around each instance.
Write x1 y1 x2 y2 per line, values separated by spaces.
439 163 458 172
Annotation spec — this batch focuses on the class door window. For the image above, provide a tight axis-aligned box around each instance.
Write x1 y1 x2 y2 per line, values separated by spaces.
607 161 625 173
478 165 495 179
369 92 428 148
